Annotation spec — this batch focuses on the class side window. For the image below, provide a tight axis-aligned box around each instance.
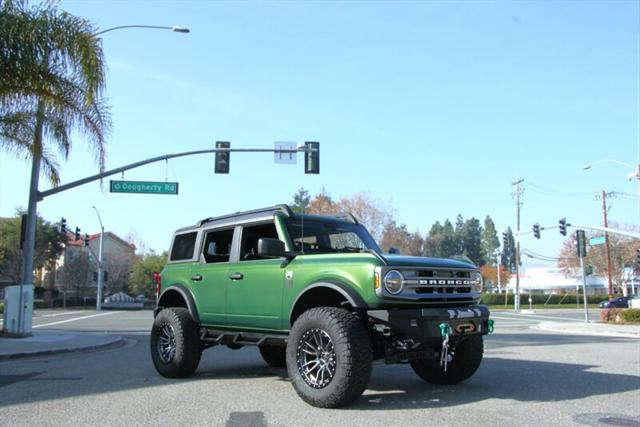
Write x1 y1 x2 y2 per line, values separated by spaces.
202 228 234 263
170 232 197 261
240 222 279 261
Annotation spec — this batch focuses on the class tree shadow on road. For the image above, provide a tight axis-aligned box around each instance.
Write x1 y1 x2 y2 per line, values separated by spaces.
349 355 640 410
1 334 638 411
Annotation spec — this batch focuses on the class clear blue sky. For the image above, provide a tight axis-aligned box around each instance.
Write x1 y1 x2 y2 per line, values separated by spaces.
1 0 638 266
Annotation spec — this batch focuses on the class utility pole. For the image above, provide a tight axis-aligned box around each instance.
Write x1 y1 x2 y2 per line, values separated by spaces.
512 179 524 311
600 190 614 299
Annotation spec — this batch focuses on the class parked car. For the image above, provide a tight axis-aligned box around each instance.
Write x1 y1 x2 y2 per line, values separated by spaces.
599 296 630 309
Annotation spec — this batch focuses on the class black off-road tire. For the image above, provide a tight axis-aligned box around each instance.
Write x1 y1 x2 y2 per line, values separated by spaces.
259 345 287 368
150 307 202 378
410 335 484 385
286 307 372 408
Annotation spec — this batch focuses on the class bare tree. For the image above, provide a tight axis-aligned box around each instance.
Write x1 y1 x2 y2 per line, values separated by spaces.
558 225 637 294
59 249 91 298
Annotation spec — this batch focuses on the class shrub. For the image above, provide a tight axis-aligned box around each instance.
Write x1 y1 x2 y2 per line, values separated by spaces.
619 309 640 324
600 308 624 323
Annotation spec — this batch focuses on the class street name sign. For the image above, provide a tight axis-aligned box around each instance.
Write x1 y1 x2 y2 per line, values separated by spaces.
110 180 178 195
589 236 606 246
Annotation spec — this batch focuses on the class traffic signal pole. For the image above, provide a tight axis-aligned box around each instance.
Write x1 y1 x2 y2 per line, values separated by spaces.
5 143 318 337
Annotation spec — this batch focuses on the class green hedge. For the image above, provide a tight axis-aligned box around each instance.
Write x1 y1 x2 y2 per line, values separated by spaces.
620 309 640 323
481 292 615 306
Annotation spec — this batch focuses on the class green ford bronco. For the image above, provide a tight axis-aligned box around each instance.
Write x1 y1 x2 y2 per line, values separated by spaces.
151 205 492 408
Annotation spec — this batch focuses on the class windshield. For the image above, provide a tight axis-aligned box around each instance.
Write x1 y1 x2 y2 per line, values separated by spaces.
284 218 381 254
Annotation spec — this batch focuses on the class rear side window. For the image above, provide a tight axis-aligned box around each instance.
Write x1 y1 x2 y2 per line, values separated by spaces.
170 232 197 261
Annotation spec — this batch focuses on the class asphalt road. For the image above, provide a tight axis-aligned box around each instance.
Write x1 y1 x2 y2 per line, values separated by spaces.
1 309 639 427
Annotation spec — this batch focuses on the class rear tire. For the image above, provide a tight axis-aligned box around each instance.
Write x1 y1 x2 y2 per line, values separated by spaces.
259 345 286 368
410 335 483 385
286 307 372 408
150 307 202 378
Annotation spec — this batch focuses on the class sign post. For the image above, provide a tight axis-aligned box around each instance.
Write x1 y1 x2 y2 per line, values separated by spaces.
576 230 589 323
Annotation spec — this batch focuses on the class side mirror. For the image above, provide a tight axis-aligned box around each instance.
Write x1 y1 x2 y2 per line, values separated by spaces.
388 247 401 254
257 238 285 258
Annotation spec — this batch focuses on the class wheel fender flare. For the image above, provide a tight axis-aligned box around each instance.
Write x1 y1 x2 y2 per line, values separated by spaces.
289 281 368 323
155 284 200 324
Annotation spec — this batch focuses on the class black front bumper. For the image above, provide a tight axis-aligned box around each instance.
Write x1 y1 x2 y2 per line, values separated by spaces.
367 305 491 340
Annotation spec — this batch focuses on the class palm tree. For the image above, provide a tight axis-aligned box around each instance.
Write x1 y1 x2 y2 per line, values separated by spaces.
0 0 111 334
0 0 111 185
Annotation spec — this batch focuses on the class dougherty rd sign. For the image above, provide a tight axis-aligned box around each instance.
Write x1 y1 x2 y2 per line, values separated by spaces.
110 180 178 195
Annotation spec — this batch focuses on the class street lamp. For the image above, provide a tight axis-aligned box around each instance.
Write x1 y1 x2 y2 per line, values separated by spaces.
583 158 640 225
92 206 105 311
92 25 190 36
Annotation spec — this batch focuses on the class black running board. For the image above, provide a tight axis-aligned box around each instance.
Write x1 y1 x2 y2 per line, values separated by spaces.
200 327 288 348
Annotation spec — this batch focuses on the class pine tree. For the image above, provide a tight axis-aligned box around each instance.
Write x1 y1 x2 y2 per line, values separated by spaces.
482 215 500 266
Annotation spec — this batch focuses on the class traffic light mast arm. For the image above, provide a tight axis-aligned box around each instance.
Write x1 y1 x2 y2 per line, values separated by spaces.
37 146 317 200
568 224 640 239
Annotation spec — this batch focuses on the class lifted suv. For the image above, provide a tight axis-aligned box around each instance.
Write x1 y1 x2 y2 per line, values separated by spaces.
151 205 491 408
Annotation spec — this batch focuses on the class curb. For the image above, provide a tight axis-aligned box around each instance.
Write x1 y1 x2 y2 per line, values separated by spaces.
0 335 125 360
537 322 640 339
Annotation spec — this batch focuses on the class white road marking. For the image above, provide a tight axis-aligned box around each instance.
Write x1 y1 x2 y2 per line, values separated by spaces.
33 311 121 328
39 310 87 318
493 312 583 322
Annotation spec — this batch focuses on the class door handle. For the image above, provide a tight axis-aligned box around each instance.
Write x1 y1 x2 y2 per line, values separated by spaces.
190 274 202 282
229 273 244 281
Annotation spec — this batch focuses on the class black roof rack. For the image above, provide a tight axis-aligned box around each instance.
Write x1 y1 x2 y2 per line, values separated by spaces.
197 204 293 227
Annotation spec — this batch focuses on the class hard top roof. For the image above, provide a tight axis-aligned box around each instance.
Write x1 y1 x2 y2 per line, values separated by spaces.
174 204 358 233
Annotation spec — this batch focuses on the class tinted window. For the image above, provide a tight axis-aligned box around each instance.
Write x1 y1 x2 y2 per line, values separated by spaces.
240 222 279 261
284 218 380 253
202 228 234 263
170 232 197 261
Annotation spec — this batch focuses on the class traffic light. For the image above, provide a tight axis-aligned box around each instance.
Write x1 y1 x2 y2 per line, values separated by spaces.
559 218 567 236
74 227 81 241
576 230 587 258
104 271 108 282
215 141 230 174
533 223 540 239
93 271 98 282
502 231 508 247
636 248 640 269
304 141 320 174
84 233 90 247
60 217 67 233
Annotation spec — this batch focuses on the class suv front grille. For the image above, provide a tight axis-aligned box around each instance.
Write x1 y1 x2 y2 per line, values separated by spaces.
377 267 480 304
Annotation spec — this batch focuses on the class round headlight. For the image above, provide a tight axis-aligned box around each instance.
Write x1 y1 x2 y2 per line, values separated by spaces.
384 270 404 295
473 271 483 292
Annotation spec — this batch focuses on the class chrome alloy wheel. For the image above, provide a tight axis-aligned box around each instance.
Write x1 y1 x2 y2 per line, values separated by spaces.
296 328 337 388
157 323 177 364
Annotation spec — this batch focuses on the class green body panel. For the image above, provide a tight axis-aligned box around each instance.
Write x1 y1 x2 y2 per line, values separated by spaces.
225 258 285 330
190 262 228 324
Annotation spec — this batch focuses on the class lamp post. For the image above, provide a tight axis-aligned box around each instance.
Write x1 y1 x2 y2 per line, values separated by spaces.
92 25 190 36
584 159 639 298
4 23 189 337
583 159 640 226
92 206 105 311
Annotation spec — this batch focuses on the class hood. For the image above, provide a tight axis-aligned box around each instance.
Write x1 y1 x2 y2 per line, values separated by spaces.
383 254 477 269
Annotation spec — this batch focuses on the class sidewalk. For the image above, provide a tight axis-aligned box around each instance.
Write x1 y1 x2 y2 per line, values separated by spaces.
0 330 124 360
538 321 640 338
